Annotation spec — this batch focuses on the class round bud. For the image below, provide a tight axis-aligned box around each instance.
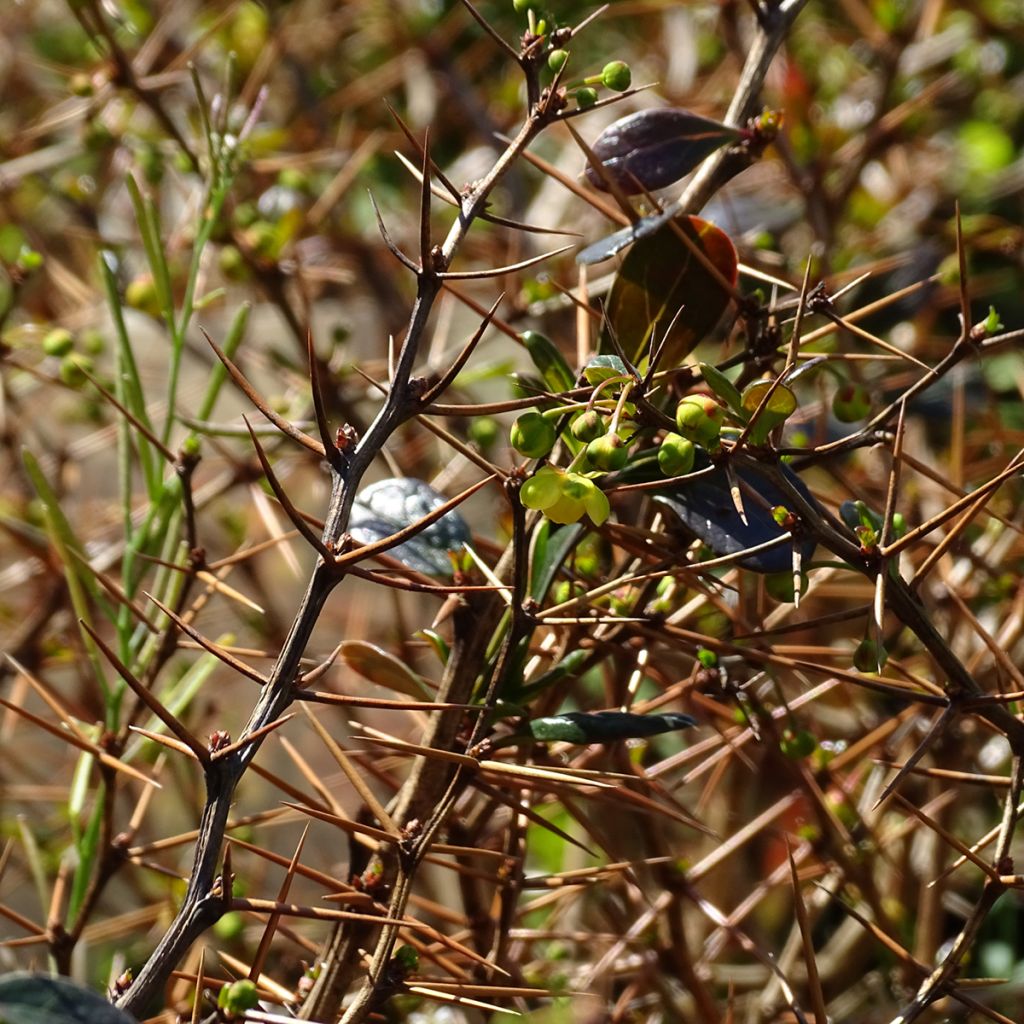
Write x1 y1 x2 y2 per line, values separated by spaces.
657 433 695 476
571 410 605 443
575 87 598 109
675 395 725 446
125 274 161 317
218 978 259 1016
42 328 75 357
468 416 500 449
601 60 632 92
832 382 871 422
780 727 816 759
512 0 535 11
586 433 629 472
59 353 92 388
510 412 556 459
548 49 569 73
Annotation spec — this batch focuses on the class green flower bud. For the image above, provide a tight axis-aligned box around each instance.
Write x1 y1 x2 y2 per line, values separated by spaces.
571 410 605 442
657 433 695 476
575 87 599 109
832 383 871 422
512 0 535 11
601 60 632 92
982 305 1004 335
80 329 106 355
780 727 816 759
696 647 718 669
218 978 259 1017
548 49 569 73
42 328 75 357
393 944 419 974
675 395 725 446
213 910 245 943
510 411 557 458
586 432 629 471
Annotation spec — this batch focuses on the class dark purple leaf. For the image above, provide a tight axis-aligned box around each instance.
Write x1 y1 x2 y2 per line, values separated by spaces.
585 108 740 195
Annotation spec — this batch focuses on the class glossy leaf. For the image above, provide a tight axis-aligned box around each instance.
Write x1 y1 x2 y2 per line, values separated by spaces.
582 354 629 386
528 519 583 602
350 477 471 578
522 330 575 394
585 108 740 195
699 362 743 414
529 710 696 744
653 459 819 573
601 216 738 367
0 974 138 1024
339 640 431 698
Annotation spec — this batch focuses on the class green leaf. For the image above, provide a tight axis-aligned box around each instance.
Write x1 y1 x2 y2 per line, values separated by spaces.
339 640 431 699
0 974 138 1024
522 331 575 394
529 710 696 744
601 216 737 368
699 362 743 414
582 354 629 386
528 519 583 603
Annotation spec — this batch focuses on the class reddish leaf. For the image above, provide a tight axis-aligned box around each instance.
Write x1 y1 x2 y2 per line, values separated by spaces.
601 215 738 367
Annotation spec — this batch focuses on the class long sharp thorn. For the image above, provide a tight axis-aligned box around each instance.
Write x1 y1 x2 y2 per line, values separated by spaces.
420 294 503 405
243 416 334 562
955 201 970 336
81 368 175 463
438 244 575 281
385 100 462 201
419 126 433 270
306 329 337 463
200 328 325 456
458 0 520 62
79 620 210 764
144 592 269 685
872 704 955 811
249 825 310 981
367 189 419 274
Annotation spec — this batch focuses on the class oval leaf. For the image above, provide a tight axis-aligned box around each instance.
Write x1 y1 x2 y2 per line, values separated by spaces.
0 974 138 1024
653 460 818 574
601 216 738 367
339 640 431 698
530 710 696 744
350 478 471 578
585 109 740 195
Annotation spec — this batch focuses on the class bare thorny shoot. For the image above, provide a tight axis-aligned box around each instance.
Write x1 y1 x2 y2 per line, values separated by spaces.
4 1 1024 1023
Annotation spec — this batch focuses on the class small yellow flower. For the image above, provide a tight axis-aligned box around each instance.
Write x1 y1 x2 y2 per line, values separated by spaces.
520 466 609 526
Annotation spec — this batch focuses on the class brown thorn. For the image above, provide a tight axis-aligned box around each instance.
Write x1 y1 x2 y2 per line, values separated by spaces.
367 189 420 274
457 0 520 63
200 327 325 457
243 416 334 562
562 119 639 226
210 714 296 761
79 619 210 764
437 244 575 281
306 328 338 464
81 368 176 464
143 591 269 685
420 293 503 406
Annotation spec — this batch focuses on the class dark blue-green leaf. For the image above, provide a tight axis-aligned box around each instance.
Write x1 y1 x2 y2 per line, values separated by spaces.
529 710 696 744
654 460 818 574
350 478 471 578
0 974 138 1024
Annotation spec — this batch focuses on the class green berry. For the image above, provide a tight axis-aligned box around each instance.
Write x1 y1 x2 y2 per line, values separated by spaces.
571 410 605 443
468 416 500 449
832 383 871 422
575 87 598 109
600 60 632 92
853 637 887 673
213 910 245 942
548 49 569 73
586 433 629 472
512 0 535 11
42 328 75 357
59 353 92 388
125 274 161 317
510 411 556 459
218 978 259 1016
657 433 695 476
780 727 816 759
675 395 725 446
